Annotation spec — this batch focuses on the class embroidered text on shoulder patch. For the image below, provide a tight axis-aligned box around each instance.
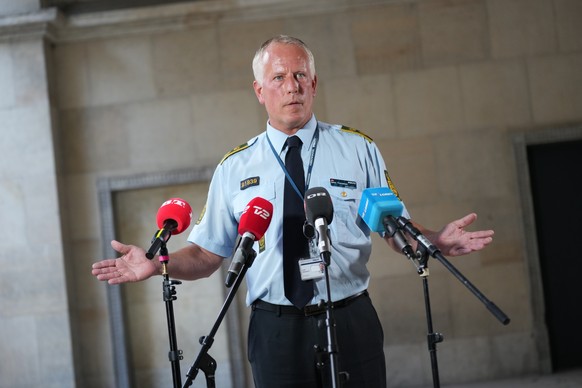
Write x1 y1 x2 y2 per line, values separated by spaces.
240 176 260 190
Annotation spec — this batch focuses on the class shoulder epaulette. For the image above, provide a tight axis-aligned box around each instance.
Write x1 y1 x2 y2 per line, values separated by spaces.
219 138 257 165
339 125 373 143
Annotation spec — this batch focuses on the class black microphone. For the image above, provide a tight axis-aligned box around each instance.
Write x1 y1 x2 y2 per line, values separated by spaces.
383 215 415 261
304 187 333 258
225 197 273 287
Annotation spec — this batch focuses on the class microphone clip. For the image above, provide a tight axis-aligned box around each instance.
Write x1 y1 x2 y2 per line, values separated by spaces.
146 227 172 260
225 247 257 288
303 220 315 239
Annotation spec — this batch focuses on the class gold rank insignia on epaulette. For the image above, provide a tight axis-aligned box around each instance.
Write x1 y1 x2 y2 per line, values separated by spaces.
339 125 373 143
385 170 401 200
219 138 256 165
195 203 206 225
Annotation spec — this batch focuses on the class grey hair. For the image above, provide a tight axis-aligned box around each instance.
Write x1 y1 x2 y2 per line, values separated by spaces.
252 35 316 85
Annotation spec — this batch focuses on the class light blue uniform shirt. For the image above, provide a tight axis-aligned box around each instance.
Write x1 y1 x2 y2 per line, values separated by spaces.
188 115 409 306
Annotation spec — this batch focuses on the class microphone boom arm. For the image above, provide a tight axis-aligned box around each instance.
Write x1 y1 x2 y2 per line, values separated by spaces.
395 216 510 326
183 249 257 388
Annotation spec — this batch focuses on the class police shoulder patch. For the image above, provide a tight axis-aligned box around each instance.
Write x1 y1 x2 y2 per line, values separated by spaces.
195 203 206 225
339 125 373 143
219 138 257 165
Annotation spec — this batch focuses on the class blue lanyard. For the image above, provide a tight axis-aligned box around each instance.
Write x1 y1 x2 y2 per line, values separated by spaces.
267 127 320 201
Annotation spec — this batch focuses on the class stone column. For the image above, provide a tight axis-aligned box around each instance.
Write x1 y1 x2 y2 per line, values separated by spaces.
0 6 77 387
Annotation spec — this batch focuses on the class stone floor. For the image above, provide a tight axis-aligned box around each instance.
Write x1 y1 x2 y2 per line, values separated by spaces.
426 369 582 387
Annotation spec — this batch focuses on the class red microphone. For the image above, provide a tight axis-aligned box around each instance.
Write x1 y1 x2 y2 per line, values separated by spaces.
146 198 193 259
225 197 273 287
156 198 193 234
238 197 272 239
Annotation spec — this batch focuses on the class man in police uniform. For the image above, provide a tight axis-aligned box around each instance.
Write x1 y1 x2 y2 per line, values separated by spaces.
92 35 494 387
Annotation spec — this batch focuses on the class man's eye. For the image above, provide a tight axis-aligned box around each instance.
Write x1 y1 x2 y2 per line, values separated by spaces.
274 75 284 81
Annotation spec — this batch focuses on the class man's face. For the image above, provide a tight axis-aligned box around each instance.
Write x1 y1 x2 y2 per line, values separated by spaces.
253 43 317 134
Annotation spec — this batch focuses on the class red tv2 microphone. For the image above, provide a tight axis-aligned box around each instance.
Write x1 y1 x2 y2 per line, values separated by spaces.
225 197 273 287
146 198 193 259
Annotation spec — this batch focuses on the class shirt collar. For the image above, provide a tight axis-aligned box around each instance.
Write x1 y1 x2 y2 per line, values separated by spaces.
266 115 317 154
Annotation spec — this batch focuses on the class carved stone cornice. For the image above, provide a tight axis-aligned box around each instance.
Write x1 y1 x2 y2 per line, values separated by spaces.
0 8 62 42
0 0 392 43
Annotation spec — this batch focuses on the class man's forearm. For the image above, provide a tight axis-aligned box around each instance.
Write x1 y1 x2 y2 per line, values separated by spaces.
153 243 224 280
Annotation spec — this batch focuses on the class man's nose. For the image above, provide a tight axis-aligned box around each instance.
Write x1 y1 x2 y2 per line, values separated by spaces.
285 77 299 94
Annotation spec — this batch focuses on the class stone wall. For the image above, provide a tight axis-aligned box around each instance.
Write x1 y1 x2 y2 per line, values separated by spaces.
1 0 581 387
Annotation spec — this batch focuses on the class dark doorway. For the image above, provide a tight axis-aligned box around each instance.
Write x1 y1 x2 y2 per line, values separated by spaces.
527 139 582 371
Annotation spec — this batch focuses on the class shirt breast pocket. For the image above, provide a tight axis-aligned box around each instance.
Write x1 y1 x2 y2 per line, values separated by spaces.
326 185 366 243
232 183 277 223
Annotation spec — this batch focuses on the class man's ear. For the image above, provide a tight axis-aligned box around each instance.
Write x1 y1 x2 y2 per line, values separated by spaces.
312 74 317 97
253 80 265 104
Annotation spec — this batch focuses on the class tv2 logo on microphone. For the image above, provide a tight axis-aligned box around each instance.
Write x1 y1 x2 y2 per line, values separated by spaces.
162 198 190 209
243 204 271 220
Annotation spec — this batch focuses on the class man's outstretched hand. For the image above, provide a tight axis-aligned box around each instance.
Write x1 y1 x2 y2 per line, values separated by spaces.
91 240 158 285
430 213 494 257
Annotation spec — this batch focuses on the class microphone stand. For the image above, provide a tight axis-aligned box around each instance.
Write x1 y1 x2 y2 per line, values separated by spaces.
383 215 442 387
182 248 257 388
390 216 510 388
159 241 184 388
315 249 344 388
416 243 443 388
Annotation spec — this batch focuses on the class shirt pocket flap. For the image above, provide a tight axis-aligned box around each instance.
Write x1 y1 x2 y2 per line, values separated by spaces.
233 182 277 216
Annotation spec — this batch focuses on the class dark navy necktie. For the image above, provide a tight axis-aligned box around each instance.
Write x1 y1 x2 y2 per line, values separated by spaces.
282 135 313 308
